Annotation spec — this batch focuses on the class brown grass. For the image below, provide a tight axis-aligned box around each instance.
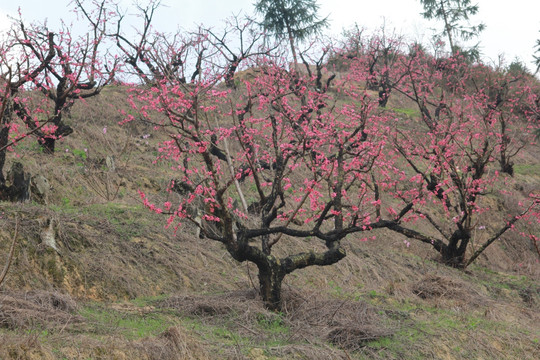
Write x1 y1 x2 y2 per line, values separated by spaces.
135 326 211 360
0 333 56 360
159 288 392 355
0 290 81 330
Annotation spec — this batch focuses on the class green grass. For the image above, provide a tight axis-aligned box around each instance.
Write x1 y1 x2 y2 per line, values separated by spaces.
255 312 289 336
49 202 152 238
513 163 540 176
392 107 421 117
129 294 169 307
361 304 508 359
79 303 173 340
180 317 254 355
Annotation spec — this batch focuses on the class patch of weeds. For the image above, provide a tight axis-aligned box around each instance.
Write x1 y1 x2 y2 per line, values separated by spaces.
181 317 251 352
79 303 172 340
25 328 50 337
367 290 386 299
469 265 538 299
72 148 87 163
363 326 422 359
328 280 345 297
80 203 150 237
358 289 388 305
360 299 514 359
365 336 393 349
130 294 169 307
513 163 540 176
256 312 289 335
392 107 420 117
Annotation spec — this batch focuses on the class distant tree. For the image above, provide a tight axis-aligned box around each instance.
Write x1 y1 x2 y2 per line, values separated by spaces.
15 0 118 153
534 31 540 76
532 33 540 140
205 15 278 89
507 58 531 77
419 0 485 57
253 0 328 67
0 1 116 201
108 1 223 86
358 26 406 107
0 26 56 199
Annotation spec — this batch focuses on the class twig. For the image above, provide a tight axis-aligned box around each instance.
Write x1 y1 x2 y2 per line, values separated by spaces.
246 262 258 294
268 181 313 248
0 116 54 153
223 135 249 213
0 216 20 287
531 233 540 259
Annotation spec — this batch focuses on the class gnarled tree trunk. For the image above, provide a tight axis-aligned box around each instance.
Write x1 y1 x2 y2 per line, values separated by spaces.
257 257 286 311
229 236 346 311
440 230 470 267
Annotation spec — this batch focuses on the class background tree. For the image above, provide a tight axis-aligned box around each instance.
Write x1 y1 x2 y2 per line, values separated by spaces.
0 1 116 202
253 0 328 67
419 0 485 58
205 15 278 89
532 32 540 140
388 52 539 267
0 26 55 200
534 31 540 76
337 24 408 107
108 0 208 85
13 1 118 153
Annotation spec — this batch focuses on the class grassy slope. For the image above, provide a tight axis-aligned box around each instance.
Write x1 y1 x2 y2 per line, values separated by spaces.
0 85 539 359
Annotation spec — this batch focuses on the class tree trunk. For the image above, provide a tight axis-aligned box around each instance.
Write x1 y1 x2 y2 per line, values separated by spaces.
0 123 8 186
258 261 285 311
378 88 390 107
7 162 30 202
499 133 513 176
285 21 299 72
441 232 469 267
40 137 56 154
439 0 456 55
229 233 346 311
0 108 11 192
225 60 239 89
39 120 73 154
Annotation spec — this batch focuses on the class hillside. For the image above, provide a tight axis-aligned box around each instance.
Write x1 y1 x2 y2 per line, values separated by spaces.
0 80 539 360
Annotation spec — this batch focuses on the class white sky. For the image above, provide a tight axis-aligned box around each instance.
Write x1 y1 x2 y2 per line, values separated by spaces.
0 0 539 71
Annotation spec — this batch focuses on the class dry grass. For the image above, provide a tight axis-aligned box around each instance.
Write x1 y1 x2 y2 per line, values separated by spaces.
134 326 211 360
0 333 56 360
0 290 81 330
412 274 471 300
159 288 392 356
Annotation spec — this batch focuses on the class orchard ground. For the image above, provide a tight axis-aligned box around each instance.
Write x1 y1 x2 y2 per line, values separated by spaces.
0 83 539 359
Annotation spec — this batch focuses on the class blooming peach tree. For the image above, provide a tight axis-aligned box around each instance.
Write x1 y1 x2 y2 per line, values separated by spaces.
0 1 116 200
385 50 540 267
122 24 416 309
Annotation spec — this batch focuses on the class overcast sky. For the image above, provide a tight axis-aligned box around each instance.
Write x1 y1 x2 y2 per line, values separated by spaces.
0 0 539 71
